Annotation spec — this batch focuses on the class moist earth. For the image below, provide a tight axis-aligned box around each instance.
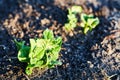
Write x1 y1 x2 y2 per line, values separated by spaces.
0 0 120 80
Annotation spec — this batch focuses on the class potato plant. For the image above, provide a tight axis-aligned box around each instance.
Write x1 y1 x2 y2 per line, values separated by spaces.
64 5 99 34
64 6 82 32
80 13 100 34
15 29 62 75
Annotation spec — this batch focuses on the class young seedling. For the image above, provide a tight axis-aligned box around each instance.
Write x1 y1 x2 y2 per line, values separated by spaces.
64 6 82 32
15 29 62 75
80 13 99 34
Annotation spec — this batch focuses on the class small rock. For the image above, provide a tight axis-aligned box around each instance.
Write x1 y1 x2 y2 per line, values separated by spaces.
87 61 94 68
41 18 50 26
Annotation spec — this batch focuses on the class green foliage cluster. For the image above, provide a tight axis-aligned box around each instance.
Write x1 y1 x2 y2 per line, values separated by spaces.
64 5 99 34
80 13 99 34
64 6 82 31
15 29 62 75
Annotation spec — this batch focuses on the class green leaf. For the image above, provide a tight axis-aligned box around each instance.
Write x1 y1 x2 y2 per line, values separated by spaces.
43 29 54 39
18 46 30 62
71 6 82 13
81 13 87 23
14 40 25 50
29 39 36 58
69 18 77 24
71 22 77 28
50 51 59 61
46 53 51 65
87 18 98 27
30 57 38 64
64 23 73 31
33 47 45 60
87 19 94 26
47 47 61 63
34 60 44 67
55 37 62 45
36 39 45 47
68 14 76 20
46 40 55 50
51 60 62 65
48 60 62 68
91 18 99 28
84 27 89 34
81 13 94 24
29 39 45 59
81 13 99 34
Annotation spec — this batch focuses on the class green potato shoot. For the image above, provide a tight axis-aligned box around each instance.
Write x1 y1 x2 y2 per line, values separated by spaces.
15 29 62 75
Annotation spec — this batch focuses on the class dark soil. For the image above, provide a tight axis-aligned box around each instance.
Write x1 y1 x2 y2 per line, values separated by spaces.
0 0 120 80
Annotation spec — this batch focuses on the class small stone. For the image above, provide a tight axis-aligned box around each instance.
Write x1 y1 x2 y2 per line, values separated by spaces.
41 18 50 26
87 61 94 68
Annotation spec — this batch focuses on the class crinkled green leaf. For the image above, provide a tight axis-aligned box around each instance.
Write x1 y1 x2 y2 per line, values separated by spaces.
64 23 72 31
30 57 38 64
36 39 45 47
71 6 82 13
68 14 76 20
29 39 36 58
16 29 62 75
55 37 62 45
34 47 45 60
46 40 55 50
81 13 94 24
43 29 54 39
64 22 77 31
71 22 77 28
64 6 82 32
47 47 61 64
34 60 44 67
30 39 36 51
81 13 99 34
50 51 59 61
69 18 77 24
29 39 46 59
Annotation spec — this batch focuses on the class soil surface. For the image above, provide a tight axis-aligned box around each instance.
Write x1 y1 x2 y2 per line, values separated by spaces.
0 0 120 80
